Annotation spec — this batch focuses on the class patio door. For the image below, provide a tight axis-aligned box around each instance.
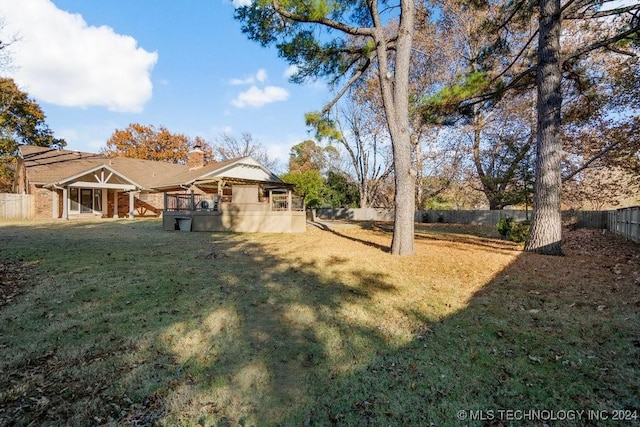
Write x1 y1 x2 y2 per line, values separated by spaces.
80 189 93 213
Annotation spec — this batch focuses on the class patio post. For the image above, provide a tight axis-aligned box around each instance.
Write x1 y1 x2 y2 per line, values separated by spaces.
101 189 108 217
52 190 58 219
62 188 68 220
129 191 135 219
113 191 119 218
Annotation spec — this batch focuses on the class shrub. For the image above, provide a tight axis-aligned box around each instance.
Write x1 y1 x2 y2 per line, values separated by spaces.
508 220 530 243
497 217 530 243
497 216 513 237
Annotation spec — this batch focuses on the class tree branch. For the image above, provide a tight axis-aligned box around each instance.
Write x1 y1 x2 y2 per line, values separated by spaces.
320 55 374 116
564 3 640 19
271 0 375 37
564 24 640 62
562 141 620 182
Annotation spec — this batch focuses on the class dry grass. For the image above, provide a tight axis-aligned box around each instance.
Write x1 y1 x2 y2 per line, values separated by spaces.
0 219 638 426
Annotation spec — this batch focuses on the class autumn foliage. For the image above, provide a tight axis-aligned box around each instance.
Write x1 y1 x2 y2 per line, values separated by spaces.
103 123 211 164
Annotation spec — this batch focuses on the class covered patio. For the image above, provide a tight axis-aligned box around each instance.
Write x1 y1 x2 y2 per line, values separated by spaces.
161 177 306 233
45 164 144 220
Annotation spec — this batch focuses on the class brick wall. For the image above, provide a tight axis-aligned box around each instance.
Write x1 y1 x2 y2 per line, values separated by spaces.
115 191 164 217
33 186 54 218
29 187 165 219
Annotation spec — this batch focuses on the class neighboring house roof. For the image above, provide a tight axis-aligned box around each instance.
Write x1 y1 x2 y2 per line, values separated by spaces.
18 145 284 190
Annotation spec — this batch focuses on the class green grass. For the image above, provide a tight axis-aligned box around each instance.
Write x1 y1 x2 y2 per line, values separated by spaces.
0 219 638 426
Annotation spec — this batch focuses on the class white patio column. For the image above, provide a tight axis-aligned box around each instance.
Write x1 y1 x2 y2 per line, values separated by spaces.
113 191 119 218
62 188 69 220
287 189 292 212
101 189 108 217
128 191 135 219
52 190 58 219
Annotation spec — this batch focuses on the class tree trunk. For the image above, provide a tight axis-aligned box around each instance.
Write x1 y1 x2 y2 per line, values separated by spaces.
525 0 563 255
390 132 416 255
488 198 502 210
377 0 415 255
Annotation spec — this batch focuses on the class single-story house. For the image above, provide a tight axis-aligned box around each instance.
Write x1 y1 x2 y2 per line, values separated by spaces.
14 145 306 232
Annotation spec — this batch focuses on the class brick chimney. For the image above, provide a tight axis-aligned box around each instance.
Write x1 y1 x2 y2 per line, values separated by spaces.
187 144 205 170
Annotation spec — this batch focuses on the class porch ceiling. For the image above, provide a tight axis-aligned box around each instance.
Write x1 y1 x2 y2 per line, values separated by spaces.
67 181 136 190
191 177 294 189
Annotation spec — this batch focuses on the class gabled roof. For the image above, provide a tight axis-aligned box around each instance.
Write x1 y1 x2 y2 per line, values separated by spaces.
19 146 109 185
155 156 284 189
18 145 284 190
54 163 144 189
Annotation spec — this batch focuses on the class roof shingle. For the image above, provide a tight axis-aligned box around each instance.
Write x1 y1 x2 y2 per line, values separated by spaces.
18 145 281 189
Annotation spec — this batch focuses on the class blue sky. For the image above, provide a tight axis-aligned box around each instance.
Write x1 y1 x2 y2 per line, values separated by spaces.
0 0 331 166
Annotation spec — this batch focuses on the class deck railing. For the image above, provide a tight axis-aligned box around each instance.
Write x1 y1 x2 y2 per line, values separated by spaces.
165 193 304 212
271 194 304 211
164 194 220 211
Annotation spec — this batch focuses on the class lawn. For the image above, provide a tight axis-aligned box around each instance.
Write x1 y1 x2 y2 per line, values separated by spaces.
0 219 638 426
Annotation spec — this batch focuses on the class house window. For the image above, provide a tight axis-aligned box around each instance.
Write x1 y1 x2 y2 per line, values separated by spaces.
69 188 79 212
80 189 93 213
69 188 102 213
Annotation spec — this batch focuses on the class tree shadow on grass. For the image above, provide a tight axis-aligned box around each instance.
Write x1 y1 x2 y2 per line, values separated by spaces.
0 220 638 426
307 220 390 252
0 220 396 425
312 219 519 255
284 241 640 425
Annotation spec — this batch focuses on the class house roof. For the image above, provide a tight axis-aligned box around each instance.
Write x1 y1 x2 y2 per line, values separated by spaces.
18 145 284 190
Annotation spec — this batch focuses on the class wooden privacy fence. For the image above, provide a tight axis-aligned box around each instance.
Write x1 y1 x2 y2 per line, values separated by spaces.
313 208 610 229
0 193 35 219
608 206 640 243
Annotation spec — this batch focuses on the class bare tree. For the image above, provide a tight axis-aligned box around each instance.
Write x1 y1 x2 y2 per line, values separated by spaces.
212 132 280 171
334 99 393 208
563 166 639 210
0 19 19 74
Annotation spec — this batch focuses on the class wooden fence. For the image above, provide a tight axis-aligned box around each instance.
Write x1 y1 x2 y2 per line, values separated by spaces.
0 193 35 219
608 206 640 243
313 208 610 229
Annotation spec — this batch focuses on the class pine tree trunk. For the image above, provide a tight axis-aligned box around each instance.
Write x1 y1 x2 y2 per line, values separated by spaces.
375 0 415 256
525 0 563 255
390 1 415 256
390 132 416 255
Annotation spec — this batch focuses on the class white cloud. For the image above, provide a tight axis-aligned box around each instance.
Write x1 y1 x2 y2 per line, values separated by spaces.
232 85 289 108
230 76 255 86
0 0 157 113
284 65 298 78
255 68 267 82
230 68 268 85
230 0 252 7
